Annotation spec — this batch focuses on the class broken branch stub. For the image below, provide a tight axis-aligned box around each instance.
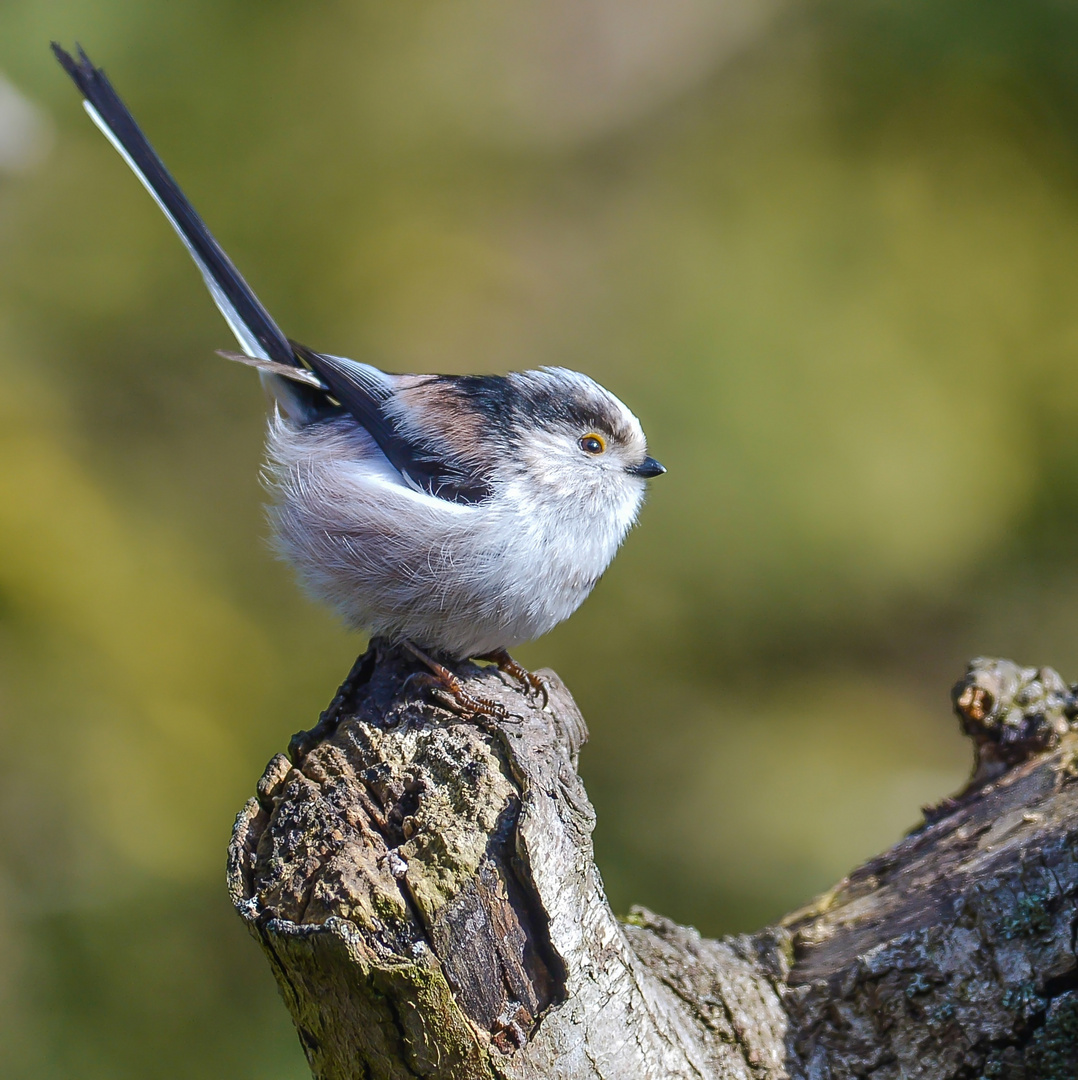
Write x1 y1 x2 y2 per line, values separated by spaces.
228 649 1078 1079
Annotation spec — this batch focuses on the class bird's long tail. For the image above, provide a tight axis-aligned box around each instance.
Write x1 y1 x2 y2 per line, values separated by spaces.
52 43 322 418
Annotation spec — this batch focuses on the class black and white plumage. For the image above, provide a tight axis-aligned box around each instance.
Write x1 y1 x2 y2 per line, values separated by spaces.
53 44 664 668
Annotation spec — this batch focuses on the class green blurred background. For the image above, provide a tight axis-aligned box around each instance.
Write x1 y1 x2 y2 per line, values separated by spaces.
2 0 1078 1074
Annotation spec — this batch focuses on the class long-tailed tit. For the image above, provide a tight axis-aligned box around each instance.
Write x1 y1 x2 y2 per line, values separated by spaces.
53 44 665 716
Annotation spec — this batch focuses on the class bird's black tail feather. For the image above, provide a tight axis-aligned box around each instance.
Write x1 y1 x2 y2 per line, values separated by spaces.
51 43 296 370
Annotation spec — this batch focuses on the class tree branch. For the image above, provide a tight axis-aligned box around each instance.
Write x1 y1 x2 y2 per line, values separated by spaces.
227 647 1078 1079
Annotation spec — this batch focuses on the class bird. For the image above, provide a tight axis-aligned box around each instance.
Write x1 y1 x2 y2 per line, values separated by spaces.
52 44 665 717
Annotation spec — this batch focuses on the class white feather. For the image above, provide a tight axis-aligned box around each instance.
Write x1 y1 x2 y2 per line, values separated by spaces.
217 350 328 388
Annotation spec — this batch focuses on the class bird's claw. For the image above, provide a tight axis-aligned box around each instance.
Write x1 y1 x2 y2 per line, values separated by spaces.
476 649 549 708
404 671 509 720
401 643 509 721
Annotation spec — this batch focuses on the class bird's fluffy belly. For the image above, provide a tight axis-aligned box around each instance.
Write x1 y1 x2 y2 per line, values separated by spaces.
263 416 629 658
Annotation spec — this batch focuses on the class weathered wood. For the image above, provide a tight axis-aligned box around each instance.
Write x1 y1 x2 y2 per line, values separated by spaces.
227 648 1078 1079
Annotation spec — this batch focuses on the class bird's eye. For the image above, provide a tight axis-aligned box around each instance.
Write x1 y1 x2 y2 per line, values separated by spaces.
579 433 606 455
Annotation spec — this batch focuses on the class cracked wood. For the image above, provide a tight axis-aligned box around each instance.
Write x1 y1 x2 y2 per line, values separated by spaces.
228 649 1078 1079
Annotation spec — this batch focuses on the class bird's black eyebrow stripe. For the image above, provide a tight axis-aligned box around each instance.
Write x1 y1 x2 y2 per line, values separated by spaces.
442 375 623 440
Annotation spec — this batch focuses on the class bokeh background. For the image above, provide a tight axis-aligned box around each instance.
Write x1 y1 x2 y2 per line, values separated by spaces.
3 1 1078 1075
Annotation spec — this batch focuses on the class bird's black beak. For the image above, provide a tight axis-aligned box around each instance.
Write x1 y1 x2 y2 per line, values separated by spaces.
628 456 666 478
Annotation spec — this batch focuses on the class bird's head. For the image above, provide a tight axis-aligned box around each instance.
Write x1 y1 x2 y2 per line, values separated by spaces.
496 367 664 511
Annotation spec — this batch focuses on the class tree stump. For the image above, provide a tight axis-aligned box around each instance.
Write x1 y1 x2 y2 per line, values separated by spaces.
227 646 1078 1079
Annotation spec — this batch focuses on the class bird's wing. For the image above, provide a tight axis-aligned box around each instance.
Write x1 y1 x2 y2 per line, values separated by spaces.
290 344 494 505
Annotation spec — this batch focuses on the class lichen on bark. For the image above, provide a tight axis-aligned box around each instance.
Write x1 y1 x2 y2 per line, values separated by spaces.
228 648 1078 1079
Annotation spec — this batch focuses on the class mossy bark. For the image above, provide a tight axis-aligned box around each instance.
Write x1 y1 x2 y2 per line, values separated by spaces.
228 648 1078 1079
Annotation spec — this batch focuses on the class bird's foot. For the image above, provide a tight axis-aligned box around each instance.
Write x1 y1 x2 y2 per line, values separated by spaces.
476 649 549 708
401 642 508 720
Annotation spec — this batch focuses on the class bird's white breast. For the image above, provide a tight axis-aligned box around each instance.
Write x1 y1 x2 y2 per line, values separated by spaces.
263 414 644 657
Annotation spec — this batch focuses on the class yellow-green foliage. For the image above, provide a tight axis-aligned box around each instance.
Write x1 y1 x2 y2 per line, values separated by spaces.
2 1 1078 1076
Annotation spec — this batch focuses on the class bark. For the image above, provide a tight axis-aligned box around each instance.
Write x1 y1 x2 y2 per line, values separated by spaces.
227 646 1078 1079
